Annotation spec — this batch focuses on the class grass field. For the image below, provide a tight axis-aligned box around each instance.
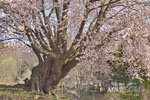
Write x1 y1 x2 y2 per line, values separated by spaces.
0 85 71 100
0 85 140 100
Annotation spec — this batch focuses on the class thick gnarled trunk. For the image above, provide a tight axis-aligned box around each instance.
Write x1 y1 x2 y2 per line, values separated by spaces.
29 57 78 94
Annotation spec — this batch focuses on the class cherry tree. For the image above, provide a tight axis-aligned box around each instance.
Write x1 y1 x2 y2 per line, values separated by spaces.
77 1 150 98
0 0 149 95
120 5 150 99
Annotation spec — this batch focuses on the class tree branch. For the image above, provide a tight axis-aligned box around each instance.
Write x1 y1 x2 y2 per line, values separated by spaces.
63 5 89 62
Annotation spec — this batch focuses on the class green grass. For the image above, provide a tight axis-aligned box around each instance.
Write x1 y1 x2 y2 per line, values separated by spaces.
0 86 141 100
120 93 139 100
0 86 71 100
101 92 140 100
0 87 4 91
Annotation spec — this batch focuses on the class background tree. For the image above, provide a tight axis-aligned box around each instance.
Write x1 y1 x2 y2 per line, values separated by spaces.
0 44 37 84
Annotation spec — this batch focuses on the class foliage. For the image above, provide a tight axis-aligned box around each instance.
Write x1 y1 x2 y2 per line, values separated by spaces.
106 45 130 84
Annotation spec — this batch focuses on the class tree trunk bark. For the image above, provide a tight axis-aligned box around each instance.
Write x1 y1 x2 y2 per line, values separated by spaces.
28 57 79 94
140 80 150 100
